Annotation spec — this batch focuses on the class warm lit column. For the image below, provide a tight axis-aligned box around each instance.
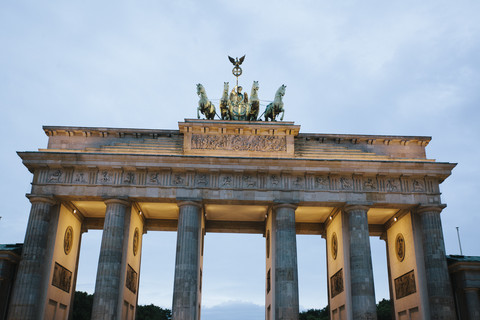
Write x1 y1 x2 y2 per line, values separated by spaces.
7 196 56 320
273 203 299 320
344 204 377 320
417 206 456 319
172 201 203 320
91 198 130 320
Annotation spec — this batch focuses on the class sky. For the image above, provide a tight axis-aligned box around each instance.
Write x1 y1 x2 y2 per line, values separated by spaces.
1 1 480 319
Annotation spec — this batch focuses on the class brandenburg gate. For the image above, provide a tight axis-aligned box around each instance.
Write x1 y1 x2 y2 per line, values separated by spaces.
7 118 457 319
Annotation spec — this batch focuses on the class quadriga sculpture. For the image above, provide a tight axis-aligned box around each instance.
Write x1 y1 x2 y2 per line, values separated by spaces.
247 81 260 121
196 84 216 120
219 82 230 120
264 85 286 121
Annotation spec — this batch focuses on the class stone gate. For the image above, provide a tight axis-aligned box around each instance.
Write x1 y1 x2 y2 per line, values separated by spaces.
6 119 456 319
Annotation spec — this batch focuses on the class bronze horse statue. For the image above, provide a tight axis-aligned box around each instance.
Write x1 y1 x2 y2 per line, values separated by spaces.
219 82 230 120
264 85 286 121
247 81 260 121
196 84 216 120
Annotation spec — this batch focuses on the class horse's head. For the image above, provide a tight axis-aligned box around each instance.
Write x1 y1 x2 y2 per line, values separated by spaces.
252 81 259 93
196 83 204 96
223 82 229 92
278 84 286 96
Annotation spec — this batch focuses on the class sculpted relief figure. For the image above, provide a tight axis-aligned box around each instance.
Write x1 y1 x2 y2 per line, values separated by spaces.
196 83 216 120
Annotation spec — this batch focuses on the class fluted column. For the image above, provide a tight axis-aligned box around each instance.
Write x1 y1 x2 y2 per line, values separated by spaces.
273 203 299 320
172 201 202 320
417 206 456 319
344 204 377 320
91 198 130 320
8 196 56 320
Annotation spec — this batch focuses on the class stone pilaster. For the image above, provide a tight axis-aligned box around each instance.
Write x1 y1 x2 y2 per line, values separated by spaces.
7 196 56 320
344 204 377 320
464 288 480 320
417 206 456 319
91 198 130 320
172 201 203 320
273 203 299 320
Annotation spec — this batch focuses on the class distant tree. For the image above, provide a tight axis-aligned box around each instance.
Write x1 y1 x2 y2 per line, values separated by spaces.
299 306 329 320
136 304 171 320
376 298 393 320
299 299 392 320
72 291 93 320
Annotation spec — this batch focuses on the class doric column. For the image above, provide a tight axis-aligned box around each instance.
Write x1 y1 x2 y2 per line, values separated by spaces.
417 206 456 319
344 204 377 320
464 288 480 320
91 198 130 320
273 203 299 320
8 195 56 320
172 201 203 320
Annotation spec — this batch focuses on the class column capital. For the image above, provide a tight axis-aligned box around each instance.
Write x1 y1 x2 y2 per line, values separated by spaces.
104 198 130 206
177 200 202 209
344 203 370 213
273 203 298 211
26 194 56 205
416 204 446 214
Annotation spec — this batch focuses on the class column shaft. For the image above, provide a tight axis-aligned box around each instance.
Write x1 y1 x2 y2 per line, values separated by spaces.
274 204 299 320
172 201 202 320
418 207 456 319
345 205 377 320
8 196 55 320
91 199 130 320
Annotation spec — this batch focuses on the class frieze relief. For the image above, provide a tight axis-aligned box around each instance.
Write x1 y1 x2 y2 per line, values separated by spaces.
195 173 209 187
149 172 160 184
191 134 287 152
386 178 401 192
172 173 186 186
48 169 63 183
220 174 233 187
98 170 113 184
314 176 329 190
339 177 353 190
363 178 377 191
36 168 439 196
412 179 425 192
123 172 136 184
293 176 305 189
73 171 88 183
242 174 257 188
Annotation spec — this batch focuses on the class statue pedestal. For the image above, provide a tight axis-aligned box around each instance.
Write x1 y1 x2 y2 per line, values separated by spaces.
179 119 300 158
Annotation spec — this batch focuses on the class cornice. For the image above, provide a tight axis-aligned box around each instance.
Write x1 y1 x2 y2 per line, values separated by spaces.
43 125 179 139
42 124 431 146
297 133 431 147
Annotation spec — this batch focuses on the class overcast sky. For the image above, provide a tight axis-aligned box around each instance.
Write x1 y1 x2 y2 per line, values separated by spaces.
1 1 479 319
